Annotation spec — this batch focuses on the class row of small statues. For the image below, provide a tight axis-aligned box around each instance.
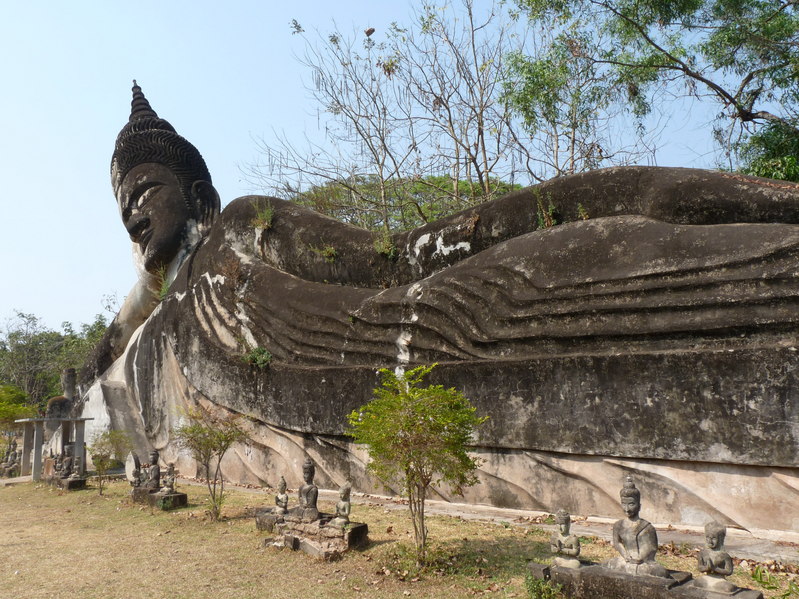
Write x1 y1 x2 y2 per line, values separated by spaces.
273 458 351 527
550 476 737 593
130 449 177 494
0 440 19 477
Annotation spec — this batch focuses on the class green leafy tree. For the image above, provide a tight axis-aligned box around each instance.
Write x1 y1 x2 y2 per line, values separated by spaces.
514 0 799 172
347 364 487 565
173 408 247 520
250 2 645 232
87 430 132 495
294 175 522 231
0 311 107 409
739 120 799 181
0 384 35 451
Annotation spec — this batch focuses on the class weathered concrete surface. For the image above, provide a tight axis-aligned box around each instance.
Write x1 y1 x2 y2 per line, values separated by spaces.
80 165 799 534
529 564 764 599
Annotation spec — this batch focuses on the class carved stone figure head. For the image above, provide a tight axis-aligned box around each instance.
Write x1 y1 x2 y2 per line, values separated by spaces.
340 482 351 501
277 475 287 493
111 81 220 274
302 458 315 484
556 509 571 534
704 521 726 549
61 368 76 400
149 449 159 465
619 476 641 518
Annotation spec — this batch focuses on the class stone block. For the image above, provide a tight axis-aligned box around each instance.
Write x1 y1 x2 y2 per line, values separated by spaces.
530 563 693 599
130 487 155 504
149 491 188 510
344 522 369 549
254 508 281 532
57 477 86 491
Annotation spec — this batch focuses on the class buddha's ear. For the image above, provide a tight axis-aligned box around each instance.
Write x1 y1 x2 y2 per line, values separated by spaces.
191 180 221 227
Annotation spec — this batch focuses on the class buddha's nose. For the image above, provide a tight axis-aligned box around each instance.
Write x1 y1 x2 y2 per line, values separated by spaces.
126 213 150 242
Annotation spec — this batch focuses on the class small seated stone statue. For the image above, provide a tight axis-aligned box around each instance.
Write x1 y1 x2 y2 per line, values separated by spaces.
2 449 19 477
329 483 352 528
69 456 82 479
143 449 161 490
694 521 736 593
60 445 74 478
297 458 319 522
274 476 288 516
159 463 176 494
604 476 669 578
550 509 581 569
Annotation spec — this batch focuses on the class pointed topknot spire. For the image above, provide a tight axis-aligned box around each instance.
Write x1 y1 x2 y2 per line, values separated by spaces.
129 79 158 121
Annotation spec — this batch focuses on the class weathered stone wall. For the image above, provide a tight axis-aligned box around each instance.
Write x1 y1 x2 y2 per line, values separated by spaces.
80 167 799 535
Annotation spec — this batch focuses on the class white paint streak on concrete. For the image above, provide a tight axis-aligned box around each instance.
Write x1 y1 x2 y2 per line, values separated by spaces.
234 302 258 349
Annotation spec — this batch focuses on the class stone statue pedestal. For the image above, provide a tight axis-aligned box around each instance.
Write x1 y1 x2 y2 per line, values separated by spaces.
57 477 86 491
130 487 156 503
255 507 368 560
148 490 188 511
527 563 763 599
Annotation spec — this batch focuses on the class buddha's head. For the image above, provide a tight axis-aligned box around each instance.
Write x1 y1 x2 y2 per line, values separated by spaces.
111 81 220 275
704 521 726 550
149 449 159 465
278 475 287 493
619 476 641 519
302 458 315 484
340 483 351 501
556 509 571 535
61 368 77 400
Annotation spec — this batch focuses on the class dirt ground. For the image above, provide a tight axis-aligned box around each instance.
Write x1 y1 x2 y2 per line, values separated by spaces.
0 479 795 599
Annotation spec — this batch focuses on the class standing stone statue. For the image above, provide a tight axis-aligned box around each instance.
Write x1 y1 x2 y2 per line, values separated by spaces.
550 509 581 569
274 476 288 516
694 521 736 593
297 458 319 522
604 477 669 578
329 483 352 528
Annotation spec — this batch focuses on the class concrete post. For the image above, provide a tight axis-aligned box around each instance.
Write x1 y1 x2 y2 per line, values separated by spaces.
20 422 33 476
61 420 71 453
32 421 44 482
73 420 86 476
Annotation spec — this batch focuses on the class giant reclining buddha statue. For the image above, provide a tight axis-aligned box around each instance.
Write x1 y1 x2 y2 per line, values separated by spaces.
80 83 799 534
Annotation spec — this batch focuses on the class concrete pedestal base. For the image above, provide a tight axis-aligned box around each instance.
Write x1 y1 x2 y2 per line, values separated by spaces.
130 487 156 503
149 491 188 510
256 507 368 560
57 477 86 491
528 563 763 599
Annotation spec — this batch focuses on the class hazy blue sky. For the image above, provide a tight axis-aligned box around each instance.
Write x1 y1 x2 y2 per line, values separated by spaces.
0 1 715 331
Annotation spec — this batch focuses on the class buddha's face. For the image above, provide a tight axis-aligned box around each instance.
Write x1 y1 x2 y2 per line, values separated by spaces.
149 451 159 464
558 520 570 535
621 496 640 518
118 162 191 274
706 533 719 550
303 466 314 484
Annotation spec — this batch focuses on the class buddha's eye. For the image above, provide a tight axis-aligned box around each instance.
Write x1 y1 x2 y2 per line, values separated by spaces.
136 184 162 210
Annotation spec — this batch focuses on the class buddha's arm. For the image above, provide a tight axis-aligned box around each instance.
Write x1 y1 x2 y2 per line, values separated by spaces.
79 277 159 388
562 536 580 557
715 553 734 576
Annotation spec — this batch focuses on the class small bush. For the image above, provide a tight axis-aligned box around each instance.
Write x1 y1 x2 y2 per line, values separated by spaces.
250 198 274 229
310 244 338 263
525 573 566 599
243 347 272 368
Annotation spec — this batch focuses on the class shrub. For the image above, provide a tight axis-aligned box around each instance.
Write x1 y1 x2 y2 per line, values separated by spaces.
173 408 247 520
88 430 132 495
347 364 487 565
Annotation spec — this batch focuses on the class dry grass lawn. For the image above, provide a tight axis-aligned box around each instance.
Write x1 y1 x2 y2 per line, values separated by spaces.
0 479 795 599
